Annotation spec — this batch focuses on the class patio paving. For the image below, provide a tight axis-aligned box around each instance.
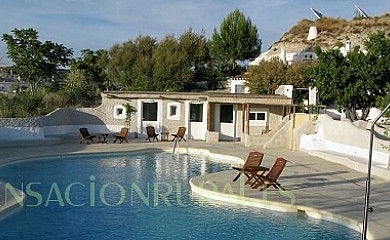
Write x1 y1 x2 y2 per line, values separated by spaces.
0 138 389 239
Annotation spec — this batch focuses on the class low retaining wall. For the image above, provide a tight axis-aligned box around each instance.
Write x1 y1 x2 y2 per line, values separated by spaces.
0 108 128 141
300 114 390 167
0 118 44 140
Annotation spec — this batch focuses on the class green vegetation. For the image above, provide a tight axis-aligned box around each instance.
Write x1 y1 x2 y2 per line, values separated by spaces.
0 38 101 117
309 32 390 121
248 30 390 120
2 28 73 92
0 9 262 117
247 60 312 94
1 11 390 121
247 58 288 94
210 9 261 77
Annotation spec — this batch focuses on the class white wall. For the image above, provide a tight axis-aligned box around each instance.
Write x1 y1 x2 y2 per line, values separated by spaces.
0 108 126 141
300 114 390 167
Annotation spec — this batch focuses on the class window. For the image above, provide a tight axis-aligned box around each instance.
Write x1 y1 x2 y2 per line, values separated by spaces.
235 84 245 93
113 105 126 119
167 102 180 120
170 106 177 116
142 102 158 121
249 112 265 120
249 111 267 125
190 104 203 122
220 105 233 123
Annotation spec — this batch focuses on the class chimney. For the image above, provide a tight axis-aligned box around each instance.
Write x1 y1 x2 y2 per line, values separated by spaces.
345 39 351 52
280 48 287 64
307 26 318 40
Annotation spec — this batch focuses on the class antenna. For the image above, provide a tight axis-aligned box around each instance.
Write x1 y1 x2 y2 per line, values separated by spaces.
355 5 368 18
310 7 323 20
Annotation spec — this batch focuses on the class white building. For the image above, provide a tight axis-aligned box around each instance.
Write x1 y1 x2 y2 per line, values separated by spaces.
226 76 250 94
249 46 317 66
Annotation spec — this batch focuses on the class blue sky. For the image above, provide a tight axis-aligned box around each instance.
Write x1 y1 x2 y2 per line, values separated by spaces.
1 0 389 66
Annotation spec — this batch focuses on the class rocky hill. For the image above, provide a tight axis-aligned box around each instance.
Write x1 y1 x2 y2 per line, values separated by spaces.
267 13 390 54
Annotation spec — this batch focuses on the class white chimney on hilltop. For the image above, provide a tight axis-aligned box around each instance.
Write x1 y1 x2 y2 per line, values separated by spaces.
280 48 287 64
345 39 351 52
307 26 318 41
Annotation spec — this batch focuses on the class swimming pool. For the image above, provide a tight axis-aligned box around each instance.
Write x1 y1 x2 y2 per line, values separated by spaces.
0 151 360 239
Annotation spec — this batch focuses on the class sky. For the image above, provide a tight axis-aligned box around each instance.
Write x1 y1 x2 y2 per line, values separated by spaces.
0 0 389 66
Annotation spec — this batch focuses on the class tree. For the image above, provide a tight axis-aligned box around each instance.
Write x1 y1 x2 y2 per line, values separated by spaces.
247 58 287 94
2 28 73 92
106 40 137 90
210 9 261 77
368 31 390 112
131 35 157 91
62 69 89 106
248 59 313 94
179 28 212 89
377 84 390 114
71 49 109 91
152 35 193 91
285 61 313 88
309 32 390 121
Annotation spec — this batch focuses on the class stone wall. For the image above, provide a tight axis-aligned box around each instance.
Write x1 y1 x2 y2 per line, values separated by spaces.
0 117 45 140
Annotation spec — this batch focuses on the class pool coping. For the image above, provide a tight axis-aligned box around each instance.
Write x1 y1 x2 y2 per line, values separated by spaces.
190 177 368 238
188 149 372 239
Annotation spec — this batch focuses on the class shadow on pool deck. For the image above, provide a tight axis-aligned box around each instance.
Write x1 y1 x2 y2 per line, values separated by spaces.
0 139 389 239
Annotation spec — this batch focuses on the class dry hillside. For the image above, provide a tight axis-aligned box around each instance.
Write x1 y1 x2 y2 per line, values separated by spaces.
267 13 390 54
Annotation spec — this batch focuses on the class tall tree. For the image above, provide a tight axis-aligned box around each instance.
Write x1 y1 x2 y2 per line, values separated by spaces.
210 9 261 77
71 49 109 91
309 32 390 121
104 35 157 91
152 35 193 91
179 28 211 88
247 58 287 94
2 28 73 92
106 40 137 90
131 35 157 91
285 61 313 88
248 59 313 94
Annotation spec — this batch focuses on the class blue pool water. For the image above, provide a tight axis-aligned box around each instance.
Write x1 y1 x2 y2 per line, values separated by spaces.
0 151 360 239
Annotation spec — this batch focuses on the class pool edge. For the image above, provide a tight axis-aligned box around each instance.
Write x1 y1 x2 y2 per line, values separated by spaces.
187 149 375 240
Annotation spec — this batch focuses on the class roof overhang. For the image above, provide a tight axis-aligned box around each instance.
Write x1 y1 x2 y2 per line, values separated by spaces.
104 91 293 106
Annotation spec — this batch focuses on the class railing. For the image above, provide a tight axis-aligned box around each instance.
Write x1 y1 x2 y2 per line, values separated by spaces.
361 103 390 240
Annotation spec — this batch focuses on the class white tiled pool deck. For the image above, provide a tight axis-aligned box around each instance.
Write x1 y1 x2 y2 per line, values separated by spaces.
0 138 389 239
